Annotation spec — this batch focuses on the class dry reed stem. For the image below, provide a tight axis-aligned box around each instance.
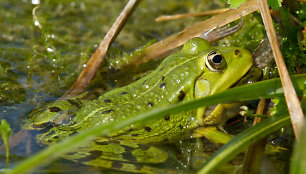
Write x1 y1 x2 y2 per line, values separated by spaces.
62 0 141 98
257 0 304 139
155 8 229 22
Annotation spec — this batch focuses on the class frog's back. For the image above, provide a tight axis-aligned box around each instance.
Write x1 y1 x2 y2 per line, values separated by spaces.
37 47 207 145
69 51 205 141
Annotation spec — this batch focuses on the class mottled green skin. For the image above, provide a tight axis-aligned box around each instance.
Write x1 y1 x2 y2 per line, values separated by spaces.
23 37 253 172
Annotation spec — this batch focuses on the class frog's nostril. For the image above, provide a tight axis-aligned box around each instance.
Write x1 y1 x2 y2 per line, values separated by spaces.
234 50 240 55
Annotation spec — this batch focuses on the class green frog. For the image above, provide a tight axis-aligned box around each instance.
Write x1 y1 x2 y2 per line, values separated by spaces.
23 37 253 173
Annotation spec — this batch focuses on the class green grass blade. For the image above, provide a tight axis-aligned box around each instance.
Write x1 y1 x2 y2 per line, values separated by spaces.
290 121 306 174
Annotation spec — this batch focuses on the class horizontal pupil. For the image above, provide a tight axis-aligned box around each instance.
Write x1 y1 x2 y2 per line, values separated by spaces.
212 55 222 64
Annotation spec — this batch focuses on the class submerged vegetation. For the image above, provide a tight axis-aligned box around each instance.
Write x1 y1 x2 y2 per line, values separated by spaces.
0 0 305 173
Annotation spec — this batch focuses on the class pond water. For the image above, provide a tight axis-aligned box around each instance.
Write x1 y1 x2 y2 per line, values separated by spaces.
2 0 302 173
0 0 225 172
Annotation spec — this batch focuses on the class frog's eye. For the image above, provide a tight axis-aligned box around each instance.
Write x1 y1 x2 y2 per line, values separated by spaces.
205 51 225 72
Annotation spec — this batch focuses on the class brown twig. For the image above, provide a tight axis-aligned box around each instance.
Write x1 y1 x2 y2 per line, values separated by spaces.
62 0 141 98
257 0 304 139
155 8 229 22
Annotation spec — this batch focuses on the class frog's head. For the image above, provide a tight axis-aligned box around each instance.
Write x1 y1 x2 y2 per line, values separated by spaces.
186 38 253 125
188 37 253 96
182 37 253 95
23 99 82 130
207 46 253 94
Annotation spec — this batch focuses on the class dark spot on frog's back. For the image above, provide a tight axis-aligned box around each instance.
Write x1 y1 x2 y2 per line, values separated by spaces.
121 92 128 95
95 141 109 145
67 99 81 108
160 83 166 89
111 161 124 169
148 102 153 107
121 145 137 162
104 99 111 103
234 49 240 55
122 152 137 162
161 76 165 81
164 115 170 121
144 127 152 132
121 144 137 152
77 150 103 162
178 90 185 101
102 109 114 114
48 107 61 112
127 128 135 132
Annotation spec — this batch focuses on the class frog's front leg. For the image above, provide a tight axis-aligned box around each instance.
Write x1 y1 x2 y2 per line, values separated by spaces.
202 103 242 125
193 103 240 144
194 77 237 144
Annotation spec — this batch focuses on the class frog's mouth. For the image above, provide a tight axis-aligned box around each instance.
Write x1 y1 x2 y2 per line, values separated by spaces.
229 67 262 88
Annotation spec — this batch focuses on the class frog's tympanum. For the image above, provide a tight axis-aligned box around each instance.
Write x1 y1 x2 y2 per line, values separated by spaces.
23 37 253 173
